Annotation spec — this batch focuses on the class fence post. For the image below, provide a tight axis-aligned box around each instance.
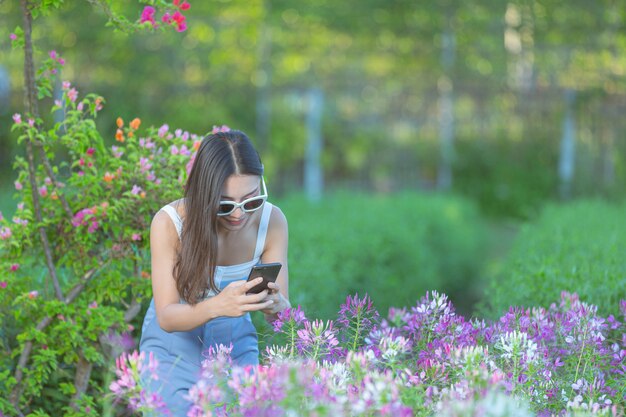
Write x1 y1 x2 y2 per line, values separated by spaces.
305 87 324 201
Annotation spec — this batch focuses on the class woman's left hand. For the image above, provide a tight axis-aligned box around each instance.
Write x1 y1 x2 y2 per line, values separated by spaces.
260 282 290 316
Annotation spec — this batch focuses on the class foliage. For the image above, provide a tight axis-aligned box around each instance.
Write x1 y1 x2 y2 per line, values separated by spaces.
453 133 559 219
480 199 626 319
3 0 626 209
276 191 488 319
0 77 210 415
111 292 626 416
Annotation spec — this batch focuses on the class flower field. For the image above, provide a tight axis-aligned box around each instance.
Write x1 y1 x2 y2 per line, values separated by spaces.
111 292 626 416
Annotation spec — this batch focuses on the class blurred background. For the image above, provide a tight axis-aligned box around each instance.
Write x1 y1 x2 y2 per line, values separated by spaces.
1 0 625 320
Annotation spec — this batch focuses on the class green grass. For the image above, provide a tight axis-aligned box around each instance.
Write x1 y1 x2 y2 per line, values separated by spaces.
479 199 626 318
272 191 489 319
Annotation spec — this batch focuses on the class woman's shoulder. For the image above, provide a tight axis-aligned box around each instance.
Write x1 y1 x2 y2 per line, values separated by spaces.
267 202 288 232
151 199 185 235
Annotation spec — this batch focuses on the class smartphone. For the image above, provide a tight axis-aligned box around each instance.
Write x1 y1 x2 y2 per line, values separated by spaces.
246 262 282 294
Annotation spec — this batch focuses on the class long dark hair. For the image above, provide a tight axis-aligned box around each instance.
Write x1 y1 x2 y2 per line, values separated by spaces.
174 130 263 304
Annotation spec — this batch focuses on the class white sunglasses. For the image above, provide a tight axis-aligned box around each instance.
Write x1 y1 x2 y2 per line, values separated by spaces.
217 177 268 216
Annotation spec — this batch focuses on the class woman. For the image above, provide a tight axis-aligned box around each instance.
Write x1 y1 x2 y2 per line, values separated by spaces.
140 129 290 415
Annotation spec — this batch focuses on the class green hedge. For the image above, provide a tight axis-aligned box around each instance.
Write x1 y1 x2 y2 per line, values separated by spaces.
274 191 488 319
480 199 626 318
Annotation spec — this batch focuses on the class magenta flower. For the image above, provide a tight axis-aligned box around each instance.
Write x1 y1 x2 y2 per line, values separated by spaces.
132 233 141 241
10 33 17 41
14 181 22 190
140 6 156 26
0 282 7 289
49 50 57 59
87 221 99 233
86 148 95 156
12 113 21 124
10 264 19 272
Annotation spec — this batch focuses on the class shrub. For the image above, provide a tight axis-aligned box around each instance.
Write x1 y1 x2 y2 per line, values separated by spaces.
480 199 626 318
275 191 488 319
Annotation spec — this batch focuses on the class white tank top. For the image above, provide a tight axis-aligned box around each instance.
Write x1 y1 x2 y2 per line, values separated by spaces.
160 201 273 297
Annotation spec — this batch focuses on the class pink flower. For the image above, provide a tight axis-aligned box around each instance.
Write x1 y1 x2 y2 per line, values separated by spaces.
0 282 7 289
211 125 231 134
87 221 99 233
161 13 172 24
17 203 24 210
140 6 157 26
86 148 95 156
10 33 17 41
67 88 78 103
62 81 71 90
132 233 141 241
77 102 84 111
28 119 35 127
14 181 23 190
49 50 57 59
28 290 39 299
180 2 191 11
170 145 179 155
0 226 13 240
44 177 52 185
131 185 142 195
58 58 65 66
10 264 19 272
38 186 48 197
12 113 21 124
54 99 62 107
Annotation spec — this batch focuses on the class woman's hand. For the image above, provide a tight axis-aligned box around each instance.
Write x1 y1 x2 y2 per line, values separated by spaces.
212 277 274 318
260 282 290 319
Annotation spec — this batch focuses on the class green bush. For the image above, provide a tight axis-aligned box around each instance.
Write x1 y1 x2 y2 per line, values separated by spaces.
480 199 626 318
275 191 488 319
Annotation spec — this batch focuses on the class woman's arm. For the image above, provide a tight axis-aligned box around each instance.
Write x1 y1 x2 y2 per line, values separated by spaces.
150 210 273 332
259 206 291 320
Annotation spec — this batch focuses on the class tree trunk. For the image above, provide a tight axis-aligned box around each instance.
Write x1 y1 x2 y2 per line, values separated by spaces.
437 20 455 191
304 88 324 201
558 89 576 200
255 1 272 153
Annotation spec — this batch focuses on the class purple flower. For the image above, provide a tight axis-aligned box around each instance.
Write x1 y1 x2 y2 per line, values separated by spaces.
297 319 339 361
272 305 307 332
158 124 169 137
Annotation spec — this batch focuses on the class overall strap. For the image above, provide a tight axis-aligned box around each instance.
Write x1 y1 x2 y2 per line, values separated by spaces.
253 202 273 259
160 205 183 238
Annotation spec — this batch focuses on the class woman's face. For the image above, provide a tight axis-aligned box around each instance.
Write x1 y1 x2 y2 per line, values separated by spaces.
217 174 263 231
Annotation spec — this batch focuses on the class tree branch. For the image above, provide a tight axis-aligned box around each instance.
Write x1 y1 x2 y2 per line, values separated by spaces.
20 0 64 302
9 265 104 409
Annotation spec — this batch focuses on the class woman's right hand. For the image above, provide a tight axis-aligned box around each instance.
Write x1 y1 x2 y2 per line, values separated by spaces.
212 277 274 318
